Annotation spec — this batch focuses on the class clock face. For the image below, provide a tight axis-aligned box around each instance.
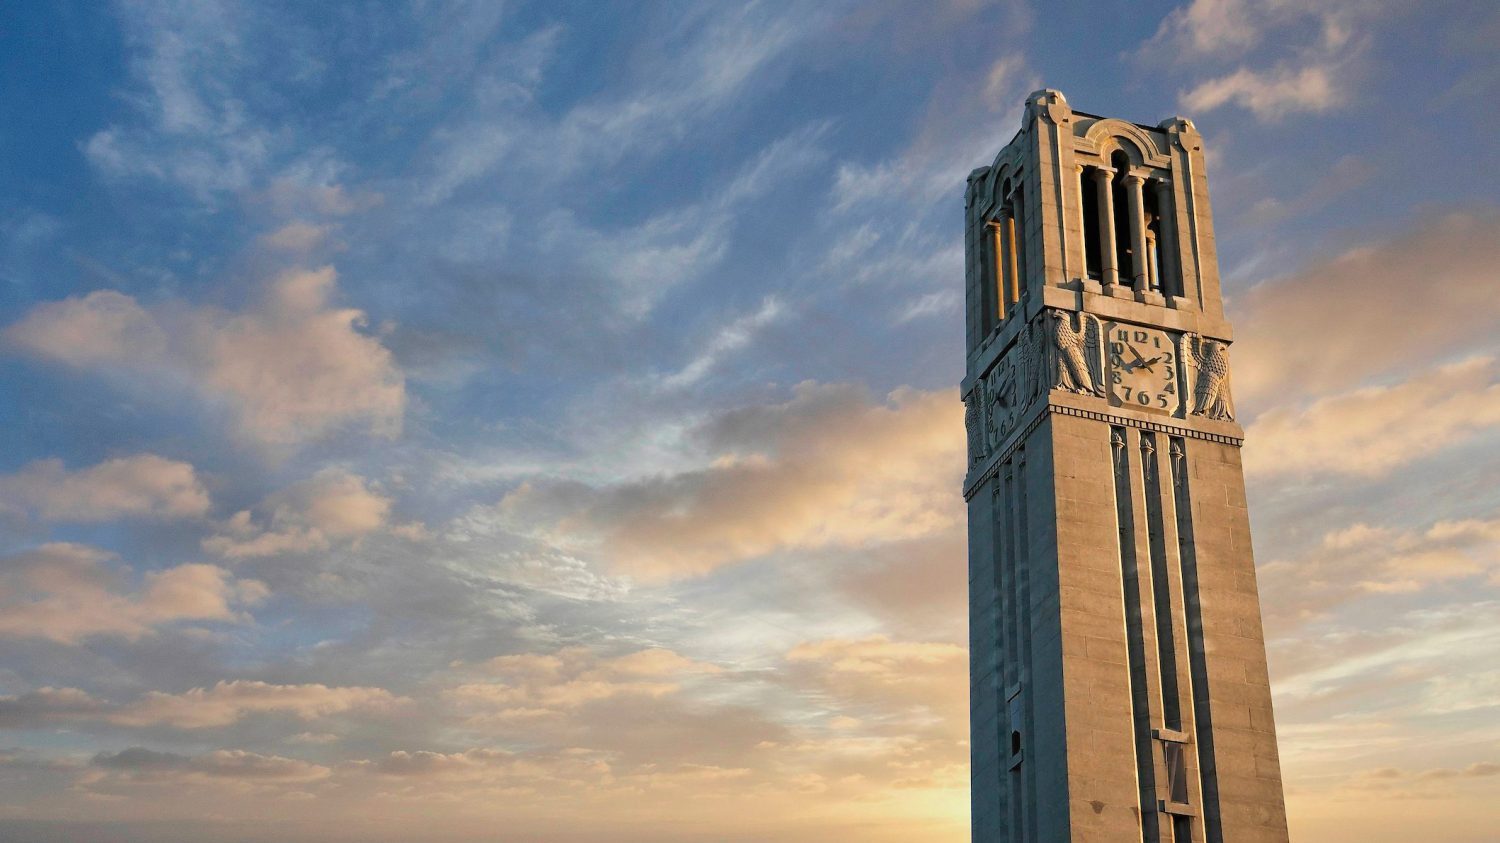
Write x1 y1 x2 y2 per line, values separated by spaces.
1106 324 1180 415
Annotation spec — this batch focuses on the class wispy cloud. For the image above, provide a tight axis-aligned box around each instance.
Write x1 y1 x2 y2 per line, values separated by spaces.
1231 210 1500 412
1245 356 1500 478
1142 0 1375 121
0 680 400 730
498 383 962 580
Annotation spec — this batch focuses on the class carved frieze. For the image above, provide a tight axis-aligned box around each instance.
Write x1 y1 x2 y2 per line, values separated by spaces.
967 311 1235 473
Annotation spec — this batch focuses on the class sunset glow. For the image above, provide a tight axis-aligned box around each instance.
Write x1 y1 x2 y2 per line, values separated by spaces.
2 2 1498 841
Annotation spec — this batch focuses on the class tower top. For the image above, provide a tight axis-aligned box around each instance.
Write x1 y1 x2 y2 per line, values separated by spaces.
964 90 1229 378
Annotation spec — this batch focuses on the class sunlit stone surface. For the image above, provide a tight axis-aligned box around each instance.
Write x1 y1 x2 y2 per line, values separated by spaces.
962 90 1289 843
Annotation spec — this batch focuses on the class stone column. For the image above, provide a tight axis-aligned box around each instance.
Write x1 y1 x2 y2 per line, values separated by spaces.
1003 210 1020 307
1153 179 1180 303
1124 172 1149 294
1090 167 1119 291
1146 230 1159 293
991 218 1008 322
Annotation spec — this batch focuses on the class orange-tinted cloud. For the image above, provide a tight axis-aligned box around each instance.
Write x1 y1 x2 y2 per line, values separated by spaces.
1232 211 1500 413
0 454 210 522
1 680 401 730
0 544 266 644
1244 356 1500 478
499 383 963 580
203 468 396 558
4 266 405 448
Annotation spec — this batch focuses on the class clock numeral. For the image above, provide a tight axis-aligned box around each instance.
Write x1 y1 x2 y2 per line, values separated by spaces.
1157 394 1169 409
1137 392 1151 406
1121 386 1133 400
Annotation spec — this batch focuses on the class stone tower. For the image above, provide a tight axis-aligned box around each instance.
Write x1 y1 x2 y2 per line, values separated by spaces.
962 90 1289 842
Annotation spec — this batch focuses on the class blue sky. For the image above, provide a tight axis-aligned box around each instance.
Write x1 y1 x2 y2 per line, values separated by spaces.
1 2 1499 841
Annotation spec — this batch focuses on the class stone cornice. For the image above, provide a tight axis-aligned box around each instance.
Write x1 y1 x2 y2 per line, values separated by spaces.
962 399 1243 500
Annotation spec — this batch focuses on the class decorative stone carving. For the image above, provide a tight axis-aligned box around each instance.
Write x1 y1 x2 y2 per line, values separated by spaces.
1047 309 1104 397
985 364 1011 449
1018 316 1045 406
1187 334 1234 421
964 384 990 467
967 317 1057 467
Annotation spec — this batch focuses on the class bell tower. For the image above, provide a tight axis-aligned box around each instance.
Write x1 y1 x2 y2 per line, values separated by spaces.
962 90 1289 842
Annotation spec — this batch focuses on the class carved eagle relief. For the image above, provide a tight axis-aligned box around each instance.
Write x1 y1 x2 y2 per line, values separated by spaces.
1047 309 1104 397
1188 334 1235 422
964 387 984 466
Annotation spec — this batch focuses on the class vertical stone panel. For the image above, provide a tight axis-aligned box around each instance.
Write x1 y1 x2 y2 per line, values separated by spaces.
969 487 1005 842
1183 441 1288 842
1050 414 1142 842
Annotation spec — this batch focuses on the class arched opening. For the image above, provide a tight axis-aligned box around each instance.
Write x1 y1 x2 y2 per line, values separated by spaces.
1110 150 1134 288
1081 167 1102 281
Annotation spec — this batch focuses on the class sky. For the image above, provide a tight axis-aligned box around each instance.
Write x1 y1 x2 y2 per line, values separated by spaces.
0 1 1497 841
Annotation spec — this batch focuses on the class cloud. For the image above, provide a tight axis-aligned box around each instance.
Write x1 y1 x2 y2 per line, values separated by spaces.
5 266 405 448
92 747 331 783
654 297 785 389
1244 357 1500 478
1146 0 1361 59
258 221 336 253
445 4 813 191
1 680 400 730
446 646 722 722
0 454 210 522
349 746 612 785
1150 0 1266 55
0 544 267 644
399 0 832 254
2 290 167 366
1144 0 1374 121
1181 63 1341 119
204 468 393 558
196 267 405 445
108 681 401 729
543 123 829 318
785 635 967 720
1231 211 1500 412
81 2 275 198
1258 514 1500 626
497 382 963 580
